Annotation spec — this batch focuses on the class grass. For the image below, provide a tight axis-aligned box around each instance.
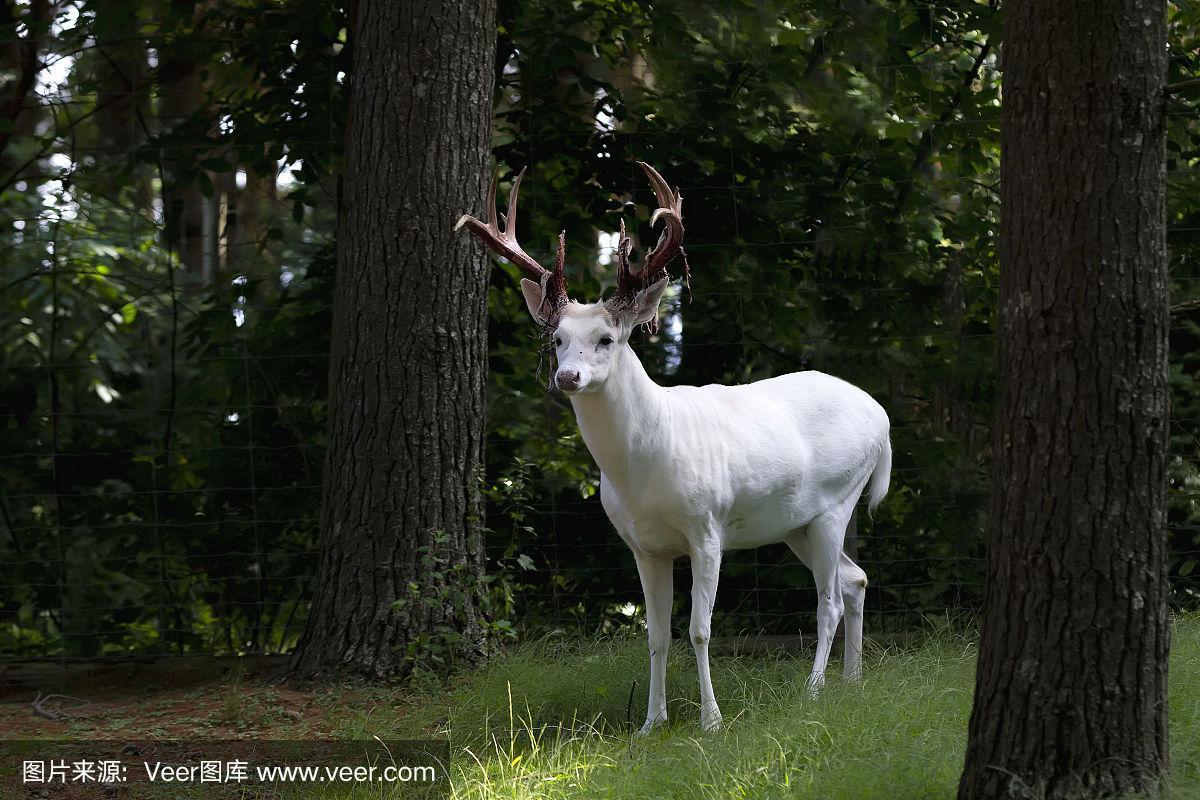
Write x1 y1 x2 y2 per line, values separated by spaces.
4 616 1196 798
336 613 1200 800
428 636 975 799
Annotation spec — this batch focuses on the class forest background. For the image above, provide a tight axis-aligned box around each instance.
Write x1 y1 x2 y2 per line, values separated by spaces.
2 0 1198 661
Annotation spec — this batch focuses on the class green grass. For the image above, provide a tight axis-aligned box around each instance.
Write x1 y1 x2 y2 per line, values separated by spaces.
311 613 1200 799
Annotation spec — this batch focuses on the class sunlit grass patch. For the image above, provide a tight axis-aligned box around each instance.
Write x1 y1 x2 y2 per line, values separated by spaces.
305 615 1199 799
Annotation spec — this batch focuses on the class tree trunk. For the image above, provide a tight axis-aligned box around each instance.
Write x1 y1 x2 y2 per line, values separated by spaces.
0 0 49 166
958 2 1170 798
158 8 213 286
287 0 495 680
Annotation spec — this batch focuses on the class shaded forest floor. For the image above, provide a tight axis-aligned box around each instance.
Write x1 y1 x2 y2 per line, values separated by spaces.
2 614 1198 799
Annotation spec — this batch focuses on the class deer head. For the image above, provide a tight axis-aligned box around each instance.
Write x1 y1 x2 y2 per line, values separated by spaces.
455 162 686 394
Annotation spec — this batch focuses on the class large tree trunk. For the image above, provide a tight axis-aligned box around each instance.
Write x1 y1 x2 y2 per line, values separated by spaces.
958 2 1170 798
288 0 495 680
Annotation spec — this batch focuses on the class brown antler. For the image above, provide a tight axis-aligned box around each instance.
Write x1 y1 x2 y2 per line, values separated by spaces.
608 162 687 312
455 167 569 320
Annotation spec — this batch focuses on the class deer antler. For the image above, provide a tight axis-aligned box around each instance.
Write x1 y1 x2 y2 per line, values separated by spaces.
455 167 569 320
608 162 687 313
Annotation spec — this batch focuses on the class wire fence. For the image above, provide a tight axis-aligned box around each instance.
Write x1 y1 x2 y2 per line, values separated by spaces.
2 11 1199 664
3 182 1198 661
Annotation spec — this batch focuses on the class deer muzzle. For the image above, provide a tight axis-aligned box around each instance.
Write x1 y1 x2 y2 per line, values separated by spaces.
555 369 583 393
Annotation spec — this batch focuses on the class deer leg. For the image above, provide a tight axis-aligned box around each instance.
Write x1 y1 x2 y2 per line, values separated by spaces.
800 509 851 695
785 534 867 682
839 552 868 682
633 552 673 733
689 543 723 732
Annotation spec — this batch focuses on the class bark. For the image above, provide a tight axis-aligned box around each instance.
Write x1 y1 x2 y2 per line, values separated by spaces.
159 64 212 282
94 26 144 155
219 166 275 273
958 2 1170 798
158 1 214 285
0 0 49 167
0 0 47 159
92 22 153 210
287 0 495 680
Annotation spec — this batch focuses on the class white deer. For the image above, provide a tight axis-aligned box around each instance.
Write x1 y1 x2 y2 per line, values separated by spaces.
457 163 891 733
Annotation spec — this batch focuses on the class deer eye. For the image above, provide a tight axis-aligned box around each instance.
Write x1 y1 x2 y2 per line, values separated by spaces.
598 335 614 347
554 336 563 347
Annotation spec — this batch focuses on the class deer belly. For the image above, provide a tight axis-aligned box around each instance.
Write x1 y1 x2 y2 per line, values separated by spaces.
620 522 692 557
721 491 817 550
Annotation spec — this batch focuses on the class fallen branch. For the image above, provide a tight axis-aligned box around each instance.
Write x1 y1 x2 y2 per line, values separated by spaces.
31 693 90 721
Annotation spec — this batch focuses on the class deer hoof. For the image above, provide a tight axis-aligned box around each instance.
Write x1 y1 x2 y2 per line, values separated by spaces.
636 717 667 736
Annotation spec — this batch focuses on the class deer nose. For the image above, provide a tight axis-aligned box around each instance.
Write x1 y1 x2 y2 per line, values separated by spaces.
556 369 582 392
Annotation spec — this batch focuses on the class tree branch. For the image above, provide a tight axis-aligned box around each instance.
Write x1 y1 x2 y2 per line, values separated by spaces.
895 38 992 212
1165 78 1200 96
801 30 831 80
0 84 151 195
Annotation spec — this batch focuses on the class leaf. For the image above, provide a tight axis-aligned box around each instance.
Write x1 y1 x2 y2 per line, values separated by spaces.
777 29 807 46
81 241 121 259
886 120 915 142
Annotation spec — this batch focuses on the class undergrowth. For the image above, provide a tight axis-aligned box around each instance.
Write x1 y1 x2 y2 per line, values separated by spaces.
314 614 1200 799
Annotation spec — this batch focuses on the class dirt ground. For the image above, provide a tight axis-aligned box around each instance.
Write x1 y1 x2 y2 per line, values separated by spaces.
0 658 441 797
0 656 408 740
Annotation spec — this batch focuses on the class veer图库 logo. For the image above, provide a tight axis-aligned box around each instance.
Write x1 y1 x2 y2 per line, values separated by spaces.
1 739 448 797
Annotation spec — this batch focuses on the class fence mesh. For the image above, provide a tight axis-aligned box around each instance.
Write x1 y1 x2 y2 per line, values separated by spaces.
2 6 1198 663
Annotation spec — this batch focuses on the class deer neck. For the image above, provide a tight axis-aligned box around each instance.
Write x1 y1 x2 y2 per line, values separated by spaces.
568 344 669 482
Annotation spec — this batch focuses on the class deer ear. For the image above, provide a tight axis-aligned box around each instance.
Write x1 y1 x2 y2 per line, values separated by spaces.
520 278 552 324
629 277 669 327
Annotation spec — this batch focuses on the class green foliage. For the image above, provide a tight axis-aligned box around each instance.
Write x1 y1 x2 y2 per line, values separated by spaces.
489 0 1004 628
0 0 346 657
482 0 1200 633
392 531 504 673
1 0 1198 658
